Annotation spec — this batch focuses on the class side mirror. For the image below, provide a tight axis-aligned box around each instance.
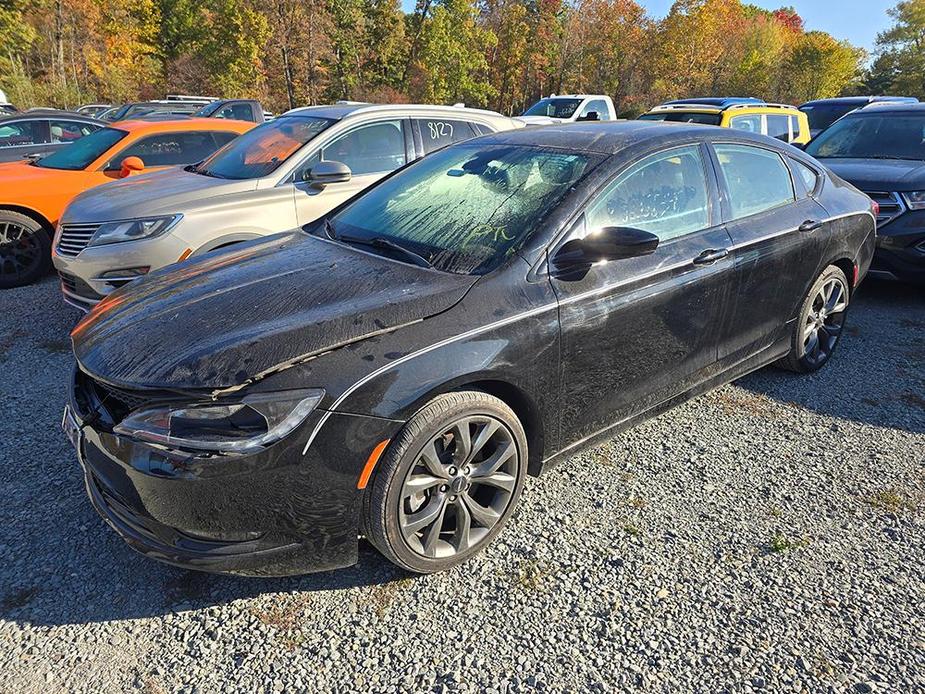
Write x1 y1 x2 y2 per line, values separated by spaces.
551 226 659 280
119 156 145 178
307 160 351 189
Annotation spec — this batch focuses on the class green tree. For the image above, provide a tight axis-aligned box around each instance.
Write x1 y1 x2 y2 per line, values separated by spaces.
784 30 863 102
870 0 925 97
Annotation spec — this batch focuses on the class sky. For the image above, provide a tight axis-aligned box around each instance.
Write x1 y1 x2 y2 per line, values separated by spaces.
399 0 896 54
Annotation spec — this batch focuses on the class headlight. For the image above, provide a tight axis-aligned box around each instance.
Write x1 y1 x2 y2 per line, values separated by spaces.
113 388 324 454
902 191 925 210
88 215 182 247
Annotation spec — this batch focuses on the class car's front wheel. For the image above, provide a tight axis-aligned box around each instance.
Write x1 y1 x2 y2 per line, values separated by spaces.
0 210 51 289
778 264 850 373
364 391 527 573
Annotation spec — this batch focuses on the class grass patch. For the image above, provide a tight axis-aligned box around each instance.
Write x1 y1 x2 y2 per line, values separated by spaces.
767 533 809 554
866 488 917 515
622 523 641 537
513 559 551 592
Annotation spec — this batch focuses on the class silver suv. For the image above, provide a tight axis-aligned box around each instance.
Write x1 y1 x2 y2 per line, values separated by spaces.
53 103 522 309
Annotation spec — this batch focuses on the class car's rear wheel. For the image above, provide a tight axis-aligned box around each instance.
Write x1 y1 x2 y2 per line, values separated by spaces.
778 265 850 373
364 391 527 573
0 210 51 289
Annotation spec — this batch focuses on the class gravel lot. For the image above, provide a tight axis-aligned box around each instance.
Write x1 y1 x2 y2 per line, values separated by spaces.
0 275 922 694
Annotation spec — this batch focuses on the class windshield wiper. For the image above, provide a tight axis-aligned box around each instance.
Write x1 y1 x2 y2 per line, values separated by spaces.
326 222 432 269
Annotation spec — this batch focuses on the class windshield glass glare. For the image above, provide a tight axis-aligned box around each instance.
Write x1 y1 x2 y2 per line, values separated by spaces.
328 144 596 275
806 114 925 160
523 98 583 119
195 116 335 179
34 127 128 170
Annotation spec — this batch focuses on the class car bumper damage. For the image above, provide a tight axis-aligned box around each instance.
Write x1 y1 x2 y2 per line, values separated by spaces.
66 366 398 576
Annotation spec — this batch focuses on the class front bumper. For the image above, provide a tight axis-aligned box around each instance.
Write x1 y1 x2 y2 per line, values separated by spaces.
871 210 925 284
52 232 189 310
68 367 399 576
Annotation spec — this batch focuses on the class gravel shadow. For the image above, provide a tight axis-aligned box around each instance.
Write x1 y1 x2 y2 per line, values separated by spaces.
737 279 925 435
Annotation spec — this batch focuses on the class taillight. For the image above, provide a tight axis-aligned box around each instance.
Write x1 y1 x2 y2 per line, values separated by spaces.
870 199 880 217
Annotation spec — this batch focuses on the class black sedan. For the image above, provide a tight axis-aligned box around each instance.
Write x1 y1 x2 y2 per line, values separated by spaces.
65 122 876 576
0 110 102 163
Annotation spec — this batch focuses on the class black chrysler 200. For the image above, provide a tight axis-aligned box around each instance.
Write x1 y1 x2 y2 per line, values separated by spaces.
65 122 876 576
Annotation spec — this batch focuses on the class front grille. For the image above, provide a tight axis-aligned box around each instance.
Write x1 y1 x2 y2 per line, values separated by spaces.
864 191 905 228
56 223 100 257
76 369 181 424
58 271 101 301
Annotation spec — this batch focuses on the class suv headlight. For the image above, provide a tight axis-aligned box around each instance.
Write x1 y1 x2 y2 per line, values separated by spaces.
88 215 183 247
902 191 925 210
113 388 324 454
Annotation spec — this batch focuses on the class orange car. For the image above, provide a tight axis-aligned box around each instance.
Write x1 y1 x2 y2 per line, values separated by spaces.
0 118 253 288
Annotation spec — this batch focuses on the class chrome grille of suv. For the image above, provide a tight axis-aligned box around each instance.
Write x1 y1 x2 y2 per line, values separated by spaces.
56 223 100 257
864 191 905 228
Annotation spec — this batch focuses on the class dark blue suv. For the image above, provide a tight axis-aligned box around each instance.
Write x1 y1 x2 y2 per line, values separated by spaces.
806 102 925 284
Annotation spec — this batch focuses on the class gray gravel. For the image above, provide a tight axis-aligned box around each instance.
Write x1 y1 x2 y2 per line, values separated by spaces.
0 275 923 694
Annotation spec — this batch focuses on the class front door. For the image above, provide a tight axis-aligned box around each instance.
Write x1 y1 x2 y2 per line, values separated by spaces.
294 119 410 225
552 144 735 450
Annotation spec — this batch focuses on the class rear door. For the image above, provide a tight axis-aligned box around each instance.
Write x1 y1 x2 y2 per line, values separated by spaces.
711 142 829 361
552 143 735 448
0 119 49 163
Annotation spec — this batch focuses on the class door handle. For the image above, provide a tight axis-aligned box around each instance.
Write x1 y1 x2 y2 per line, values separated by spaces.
693 248 729 265
799 219 822 233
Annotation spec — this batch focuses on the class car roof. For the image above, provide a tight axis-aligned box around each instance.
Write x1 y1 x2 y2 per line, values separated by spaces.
0 109 102 124
108 117 253 134
800 96 919 108
852 101 925 114
474 120 781 154
663 97 763 108
283 103 511 121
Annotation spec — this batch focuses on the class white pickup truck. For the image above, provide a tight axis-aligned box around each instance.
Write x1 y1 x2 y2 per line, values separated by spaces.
519 94 616 125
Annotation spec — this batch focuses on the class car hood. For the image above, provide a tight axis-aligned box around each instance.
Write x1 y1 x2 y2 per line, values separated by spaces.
62 168 259 222
817 157 925 191
72 232 477 390
516 115 568 126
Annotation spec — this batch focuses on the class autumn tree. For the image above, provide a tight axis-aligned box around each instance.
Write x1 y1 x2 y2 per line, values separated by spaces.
867 0 925 97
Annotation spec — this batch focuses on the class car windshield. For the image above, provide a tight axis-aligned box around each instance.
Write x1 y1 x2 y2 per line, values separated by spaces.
33 127 128 170
193 115 335 179
324 143 597 275
523 98 583 119
799 103 858 132
806 114 925 160
638 112 722 126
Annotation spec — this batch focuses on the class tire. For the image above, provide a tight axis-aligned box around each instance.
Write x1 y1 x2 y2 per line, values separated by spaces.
0 210 51 289
364 391 528 574
777 265 850 373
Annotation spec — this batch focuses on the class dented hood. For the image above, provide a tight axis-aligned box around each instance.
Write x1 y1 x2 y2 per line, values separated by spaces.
72 232 477 389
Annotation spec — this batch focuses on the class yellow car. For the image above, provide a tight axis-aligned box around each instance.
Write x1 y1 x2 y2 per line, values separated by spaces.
638 98 811 145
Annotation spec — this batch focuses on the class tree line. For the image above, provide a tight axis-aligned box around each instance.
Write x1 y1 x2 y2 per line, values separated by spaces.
1 0 923 116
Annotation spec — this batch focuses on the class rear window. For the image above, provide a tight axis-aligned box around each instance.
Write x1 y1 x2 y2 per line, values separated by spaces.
638 112 721 126
415 118 478 154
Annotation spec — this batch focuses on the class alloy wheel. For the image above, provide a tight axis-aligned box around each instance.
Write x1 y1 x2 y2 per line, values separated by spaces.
398 415 519 559
802 275 848 367
0 221 42 282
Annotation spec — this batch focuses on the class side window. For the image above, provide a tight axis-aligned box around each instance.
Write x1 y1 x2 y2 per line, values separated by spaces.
211 131 239 149
766 114 791 142
49 120 98 143
318 120 406 175
586 145 710 242
715 144 795 219
581 100 610 121
107 131 225 170
216 103 256 122
415 118 477 154
789 115 800 140
792 159 820 196
0 121 42 147
729 114 761 134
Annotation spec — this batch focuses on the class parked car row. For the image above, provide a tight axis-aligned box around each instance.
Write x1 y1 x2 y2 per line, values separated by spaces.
0 90 909 578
